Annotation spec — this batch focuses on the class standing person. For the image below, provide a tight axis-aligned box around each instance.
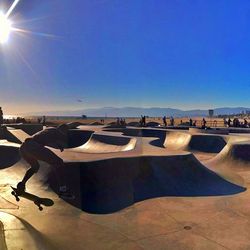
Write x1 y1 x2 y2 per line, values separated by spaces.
170 117 174 126
16 124 73 199
202 118 207 129
116 117 120 125
0 107 3 125
223 118 227 127
163 116 167 127
142 116 146 126
42 116 46 126
140 116 143 126
189 118 193 127
244 119 248 127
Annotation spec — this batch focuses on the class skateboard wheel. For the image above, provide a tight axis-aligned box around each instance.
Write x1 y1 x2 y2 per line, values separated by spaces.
16 197 20 202
11 191 15 195
39 207 43 211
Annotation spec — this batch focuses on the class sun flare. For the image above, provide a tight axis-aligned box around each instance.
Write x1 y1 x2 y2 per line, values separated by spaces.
0 12 12 44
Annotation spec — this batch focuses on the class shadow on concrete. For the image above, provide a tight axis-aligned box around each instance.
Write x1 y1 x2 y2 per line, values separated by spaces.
68 130 94 148
51 154 246 214
0 146 20 169
12 215 57 250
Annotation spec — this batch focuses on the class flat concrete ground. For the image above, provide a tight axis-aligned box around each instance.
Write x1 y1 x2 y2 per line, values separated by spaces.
1 126 250 249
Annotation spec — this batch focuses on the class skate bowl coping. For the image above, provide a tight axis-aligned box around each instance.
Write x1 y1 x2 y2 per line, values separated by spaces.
189 128 229 135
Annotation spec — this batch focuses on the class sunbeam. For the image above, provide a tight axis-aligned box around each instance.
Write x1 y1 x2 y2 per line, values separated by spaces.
12 27 61 40
5 0 20 18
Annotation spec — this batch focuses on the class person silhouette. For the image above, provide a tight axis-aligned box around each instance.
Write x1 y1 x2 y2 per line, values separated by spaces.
0 107 3 125
163 116 167 127
17 124 73 198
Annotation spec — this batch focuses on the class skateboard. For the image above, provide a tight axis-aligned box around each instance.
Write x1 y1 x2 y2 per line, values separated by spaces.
11 186 54 211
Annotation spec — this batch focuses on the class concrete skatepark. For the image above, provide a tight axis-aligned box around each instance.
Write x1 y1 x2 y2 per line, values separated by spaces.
0 124 250 249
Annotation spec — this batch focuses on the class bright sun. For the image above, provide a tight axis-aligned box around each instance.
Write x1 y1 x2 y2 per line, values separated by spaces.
0 12 12 44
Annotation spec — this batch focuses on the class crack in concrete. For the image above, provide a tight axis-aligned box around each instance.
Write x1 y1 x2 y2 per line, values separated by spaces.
195 232 232 250
79 217 145 249
135 228 184 242
0 195 19 209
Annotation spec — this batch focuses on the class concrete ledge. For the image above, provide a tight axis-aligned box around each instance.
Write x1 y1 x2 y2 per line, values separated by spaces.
189 128 229 135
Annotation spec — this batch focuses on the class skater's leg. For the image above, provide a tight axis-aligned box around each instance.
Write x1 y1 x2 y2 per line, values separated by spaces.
20 139 64 186
20 139 72 197
21 160 40 184
19 143 40 192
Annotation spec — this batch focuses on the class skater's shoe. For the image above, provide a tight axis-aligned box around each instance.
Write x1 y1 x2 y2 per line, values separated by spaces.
16 182 26 195
58 186 75 200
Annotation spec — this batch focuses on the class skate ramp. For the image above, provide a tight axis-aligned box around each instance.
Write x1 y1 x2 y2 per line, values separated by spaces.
208 137 250 166
0 210 57 250
164 131 191 150
52 153 245 214
105 128 227 153
67 129 94 148
7 127 94 148
75 133 136 153
124 128 166 139
5 124 43 135
164 131 227 153
188 134 227 153
5 128 30 144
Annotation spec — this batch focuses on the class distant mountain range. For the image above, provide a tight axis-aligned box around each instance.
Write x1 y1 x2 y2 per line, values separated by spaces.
25 107 250 117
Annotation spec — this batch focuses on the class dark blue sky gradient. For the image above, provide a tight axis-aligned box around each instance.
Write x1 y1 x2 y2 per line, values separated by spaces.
0 0 250 114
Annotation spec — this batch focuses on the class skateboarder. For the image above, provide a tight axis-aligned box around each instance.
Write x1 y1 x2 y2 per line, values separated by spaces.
17 124 73 198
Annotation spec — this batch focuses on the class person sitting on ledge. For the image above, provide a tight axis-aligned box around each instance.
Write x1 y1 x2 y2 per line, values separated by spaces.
16 124 73 199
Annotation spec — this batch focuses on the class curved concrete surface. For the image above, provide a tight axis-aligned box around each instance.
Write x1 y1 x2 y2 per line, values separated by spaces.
45 127 248 213
189 127 229 135
164 131 191 150
0 140 20 169
105 128 227 153
164 131 227 153
74 133 137 153
0 211 46 250
208 138 250 166
2 125 250 249
4 128 30 144
67 129 94 148
75 153 244 214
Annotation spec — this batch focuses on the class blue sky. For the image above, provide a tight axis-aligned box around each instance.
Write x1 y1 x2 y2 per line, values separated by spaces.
0 0 250 114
